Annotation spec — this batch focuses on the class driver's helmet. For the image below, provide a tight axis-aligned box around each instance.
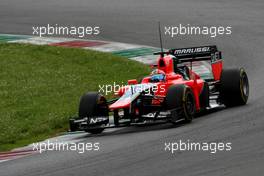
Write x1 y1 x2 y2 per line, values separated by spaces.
150 69 165 82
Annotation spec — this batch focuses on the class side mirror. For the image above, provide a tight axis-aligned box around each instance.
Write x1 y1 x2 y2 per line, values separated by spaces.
128 79 138 85
150 64 158 69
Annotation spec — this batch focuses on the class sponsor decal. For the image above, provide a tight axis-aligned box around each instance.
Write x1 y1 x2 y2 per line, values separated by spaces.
173 47 210 55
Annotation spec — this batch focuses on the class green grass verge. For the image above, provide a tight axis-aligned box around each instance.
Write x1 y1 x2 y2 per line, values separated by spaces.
0 43 150 151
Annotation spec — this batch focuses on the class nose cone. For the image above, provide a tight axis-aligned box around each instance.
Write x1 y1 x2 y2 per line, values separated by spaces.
109 98 131 110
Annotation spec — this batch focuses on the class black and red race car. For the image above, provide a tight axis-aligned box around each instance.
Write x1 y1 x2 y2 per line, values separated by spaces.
69 45 249 134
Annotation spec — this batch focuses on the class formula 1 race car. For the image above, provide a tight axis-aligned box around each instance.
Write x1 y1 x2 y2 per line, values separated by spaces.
69 45 249 134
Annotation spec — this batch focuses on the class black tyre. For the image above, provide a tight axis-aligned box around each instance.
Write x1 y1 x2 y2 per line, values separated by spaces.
79 92 109 134
165 84 195 123
219 68 249 107
199 82 209 112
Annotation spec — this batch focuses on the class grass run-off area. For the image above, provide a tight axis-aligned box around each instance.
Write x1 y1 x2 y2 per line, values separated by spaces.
0 43 150 151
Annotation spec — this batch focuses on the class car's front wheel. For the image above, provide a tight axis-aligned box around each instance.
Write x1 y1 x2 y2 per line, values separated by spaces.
79 92 109 134
166 84 195 124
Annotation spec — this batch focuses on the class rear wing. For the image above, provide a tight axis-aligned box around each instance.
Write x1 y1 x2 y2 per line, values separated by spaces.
168 45 222 63
169 46 223 81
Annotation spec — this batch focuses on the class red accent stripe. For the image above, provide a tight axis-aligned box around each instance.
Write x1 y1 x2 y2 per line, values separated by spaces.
0 149 33 155
49 40 107 48
0 153 33 160
0 149 37 159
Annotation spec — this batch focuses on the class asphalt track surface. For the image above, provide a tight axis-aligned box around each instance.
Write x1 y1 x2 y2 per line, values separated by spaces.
1 0 264 175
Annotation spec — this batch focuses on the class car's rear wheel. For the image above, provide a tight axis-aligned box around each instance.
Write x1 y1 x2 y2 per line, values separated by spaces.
219 68 249 107
79 92 109 134
166 84 195 123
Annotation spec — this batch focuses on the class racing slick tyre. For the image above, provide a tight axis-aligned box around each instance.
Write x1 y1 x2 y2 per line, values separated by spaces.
79 92 109 134
166 85 195 123
199 82 209 112
219 68 249 107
